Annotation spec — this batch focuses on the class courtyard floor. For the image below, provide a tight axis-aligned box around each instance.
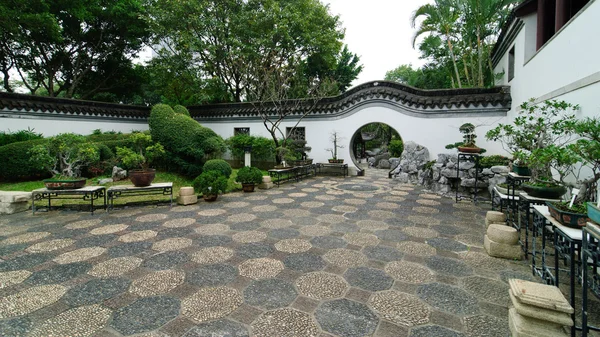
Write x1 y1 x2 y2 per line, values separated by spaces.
0 168 596 337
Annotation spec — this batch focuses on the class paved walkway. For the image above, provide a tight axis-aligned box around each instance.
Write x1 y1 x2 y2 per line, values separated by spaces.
0 169 594 336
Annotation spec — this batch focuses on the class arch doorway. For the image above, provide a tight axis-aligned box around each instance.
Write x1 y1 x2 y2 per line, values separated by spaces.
349 123 403 173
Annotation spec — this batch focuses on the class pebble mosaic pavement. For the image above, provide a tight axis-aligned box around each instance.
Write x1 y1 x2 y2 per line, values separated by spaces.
0 168 599 336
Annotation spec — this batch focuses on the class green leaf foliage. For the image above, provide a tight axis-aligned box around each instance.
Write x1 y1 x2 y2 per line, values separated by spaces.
0 128 43 147
226 134 276 162
0 139 50 181
149 103 226 177
203 159 233 179
388 139 405 157
173 105 191 116
28 133 100 178
193 170 228 196
235 166 263 184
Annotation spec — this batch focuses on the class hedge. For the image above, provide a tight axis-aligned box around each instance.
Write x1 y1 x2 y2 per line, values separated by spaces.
227 134 275 162
0 139 50 181
203 159 232 178
0 129 44 147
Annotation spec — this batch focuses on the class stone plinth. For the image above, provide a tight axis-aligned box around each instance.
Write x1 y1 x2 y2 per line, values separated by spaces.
486 211 507 223
487 224 519 245
259 177 273 189
509 279 573 314
179 187 195 197
177 195 198 206
0 191 31 214
484 235 522 260
508 308 568 337
509 292 573 326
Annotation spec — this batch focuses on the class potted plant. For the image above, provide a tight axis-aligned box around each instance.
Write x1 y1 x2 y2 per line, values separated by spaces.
446 123 484 153
511 159 531 176
326 131 345 163
29 133 101 189
284 138 312 166
546 200 590 228
193 170 228 201
235 166 263 192
116 133 165 187
588 202 600 225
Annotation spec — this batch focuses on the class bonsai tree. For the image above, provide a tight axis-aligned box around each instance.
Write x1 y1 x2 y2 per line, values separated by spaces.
29 133 100 178
284 138 311 162
568 117 600 201
116 133 165 171
235 166 263 185
325 131 345 160
486 99 579 184
446 123 481 150
193 170 228 197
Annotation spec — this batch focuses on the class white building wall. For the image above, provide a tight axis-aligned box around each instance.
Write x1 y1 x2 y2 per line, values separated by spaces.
0 115 149 136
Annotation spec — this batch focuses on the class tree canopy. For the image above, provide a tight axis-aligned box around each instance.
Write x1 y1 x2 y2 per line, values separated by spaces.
386 0 517 89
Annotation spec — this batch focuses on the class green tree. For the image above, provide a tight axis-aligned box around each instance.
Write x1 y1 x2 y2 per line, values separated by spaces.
0 0 150 98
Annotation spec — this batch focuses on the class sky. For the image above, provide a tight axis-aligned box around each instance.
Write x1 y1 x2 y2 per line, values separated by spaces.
323 0 431 87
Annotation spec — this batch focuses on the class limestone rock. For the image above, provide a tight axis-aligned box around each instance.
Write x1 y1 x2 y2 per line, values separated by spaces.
177 195 198 206
389 158 400 169
112 166 127 181
508 308 568 337
393 173 410 184
0 201 29 214
441 168 459 178
461 178 488 188
179 187 195 196
484 235 522 260
377 159 391 169
491 165 511 174
98 178 113 185
486 211 507 222
459 162 475 171
487 224 518 245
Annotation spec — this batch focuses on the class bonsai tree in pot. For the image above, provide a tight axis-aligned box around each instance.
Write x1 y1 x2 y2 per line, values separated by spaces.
116 133 165 187
29 133 100 189
284 138 312 166
325 131 345 163
446 123 484 153
235 166 263 192
486 99 579 198
193 170 228 201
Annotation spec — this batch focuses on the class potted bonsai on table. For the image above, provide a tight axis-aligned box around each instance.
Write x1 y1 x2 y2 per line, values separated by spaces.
235 166 263 192
193 170 228 201
116 133 165 187
326 131 345 163
29 133 100 189
446 123 484 154
284 138 312 166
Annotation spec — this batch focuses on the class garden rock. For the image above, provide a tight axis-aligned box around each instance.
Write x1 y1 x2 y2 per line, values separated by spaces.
112 166 127 181
0 191 31 215
377 159 391 169
98 178 113 185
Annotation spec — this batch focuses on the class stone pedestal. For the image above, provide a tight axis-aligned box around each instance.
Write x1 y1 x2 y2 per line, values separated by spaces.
177 186 197 205
179 187 195 196
487 224 519 244
258 176 273 190
484 235 522 259
507 279 572 337
485 210 507 228
0 191 31 214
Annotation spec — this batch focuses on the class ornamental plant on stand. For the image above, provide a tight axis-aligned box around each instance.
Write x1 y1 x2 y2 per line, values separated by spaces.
325 131 345 163
116 133 165 187
235 166 263 192
193 171 228 201
446 123 484 154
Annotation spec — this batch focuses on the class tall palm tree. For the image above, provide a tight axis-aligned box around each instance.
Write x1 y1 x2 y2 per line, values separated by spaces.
411 0 462 88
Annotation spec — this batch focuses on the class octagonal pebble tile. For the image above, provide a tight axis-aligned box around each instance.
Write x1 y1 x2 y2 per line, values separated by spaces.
397 241 436 256
152 238 193 252
299 225 332 236
426 256 473 277
310 236 347 249
118 230 157 243
227 213 258 223
239 258 284 280
110 296 180 335
252 308 319 337
385 261 435 284
462 276 510 306
64 277 131 306
410 325 465 337
135 214 168 222
197 209 227 217
224 201 250 208
182 287 242 323
368 210 395 219
65 219 102 230
0 270 32 289
25 238 74 253
408 215 441 226
90 224 128 235
344 199 367 205
252 205 277 212
0 284 67 318
343 233 380 246
162 218 196 228
317 214 346 224
273 198 294 204
427 238 468 252
260 219 293 229
283 209 312 217
53 247 106 264
275 239 312 253
185 319 249 337
236 243 274 259
233 231 268 243
362 246 403 262
283 253 325 272
0 253 53 272
356 220 389 231
130 269 185 297
332 205 358 213
464 314 509 337
88 256 142 277
191 247 234 264
369 290 430 327
188 264 237 287
194 224 229 235
323 249 368 267
296 272 348 300
26 262 91 285
417 283 479 316
403 227 439 239
2 232 51 245
315 299 379 337
143 251 190 270
300 201 324 208
344 267 393 291
28 304 111 337
244 278 298 309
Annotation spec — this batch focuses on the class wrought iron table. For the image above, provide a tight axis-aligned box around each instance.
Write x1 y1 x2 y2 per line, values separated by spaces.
107 183 173 211
455 152 494 203
505 172 531 228
268 167 299 186
316 163 348 177
32 186 106 214
582 223 600 337
517 192 561 255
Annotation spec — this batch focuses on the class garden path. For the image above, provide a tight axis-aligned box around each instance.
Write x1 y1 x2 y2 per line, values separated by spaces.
0 168 597 337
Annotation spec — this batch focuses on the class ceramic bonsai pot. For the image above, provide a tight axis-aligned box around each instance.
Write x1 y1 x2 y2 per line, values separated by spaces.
522 183 567 199
587 202 600 225
328 159 344 163
289 159 313 166
242 183 256 192
129 169 156 187
203 194 218 202
546 201 590 228
495 184 523 195
457 146 482 154
43 178 86 190
512 164 531 176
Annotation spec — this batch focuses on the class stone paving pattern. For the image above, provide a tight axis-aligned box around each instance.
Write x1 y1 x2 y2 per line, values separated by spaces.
0 168 598 336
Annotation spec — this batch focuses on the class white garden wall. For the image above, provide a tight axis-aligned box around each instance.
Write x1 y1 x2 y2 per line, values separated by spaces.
0 115 148 136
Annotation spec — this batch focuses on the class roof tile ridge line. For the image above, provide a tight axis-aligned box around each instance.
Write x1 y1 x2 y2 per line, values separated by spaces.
0 92 151 112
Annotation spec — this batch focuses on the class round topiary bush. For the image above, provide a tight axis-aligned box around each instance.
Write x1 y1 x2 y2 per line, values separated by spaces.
203 159 232 178
193 170 228 196
235 166 263 185
173 105 191 116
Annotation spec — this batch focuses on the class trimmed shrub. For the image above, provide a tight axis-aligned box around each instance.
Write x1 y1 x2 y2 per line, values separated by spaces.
227 134 276 162
389 139 404 157
203 159 232 178
149 104 226 177
0 139 50 181
173 105 191 116
235 166 263 184
193 170 228 196
0 129 43 147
